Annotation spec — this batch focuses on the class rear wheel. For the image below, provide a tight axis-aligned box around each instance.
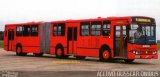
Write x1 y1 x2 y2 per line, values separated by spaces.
76 56 86 60
99 49 111 62
124 59 135 63
55 47 65 59
34 53 43 57
16 46 27 56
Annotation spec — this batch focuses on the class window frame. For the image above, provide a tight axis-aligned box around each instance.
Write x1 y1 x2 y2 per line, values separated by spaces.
53 23 65 36
16 26 23 36
80 22 90 36
102 21 111 36
31 24 38 36
22 25 31 36
91 21 102 36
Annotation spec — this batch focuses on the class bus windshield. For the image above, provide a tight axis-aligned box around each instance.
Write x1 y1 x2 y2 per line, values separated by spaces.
129 24 156 44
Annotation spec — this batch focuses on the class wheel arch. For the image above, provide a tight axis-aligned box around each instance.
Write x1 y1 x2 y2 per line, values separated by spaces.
100 44 111 52
99 44 112 57
16 43 22 49
55 43 64 50
55 43 65 54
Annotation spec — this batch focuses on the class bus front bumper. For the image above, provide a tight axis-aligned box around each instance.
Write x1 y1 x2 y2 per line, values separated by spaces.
135 54 158 59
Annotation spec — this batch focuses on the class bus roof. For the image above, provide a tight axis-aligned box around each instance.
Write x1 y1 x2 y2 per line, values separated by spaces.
5 16 154 26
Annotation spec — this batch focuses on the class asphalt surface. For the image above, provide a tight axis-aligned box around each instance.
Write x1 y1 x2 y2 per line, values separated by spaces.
0 48 160 72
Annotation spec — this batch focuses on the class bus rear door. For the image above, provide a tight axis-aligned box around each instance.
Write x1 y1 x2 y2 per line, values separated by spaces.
67 27 77 54
8 29 14 51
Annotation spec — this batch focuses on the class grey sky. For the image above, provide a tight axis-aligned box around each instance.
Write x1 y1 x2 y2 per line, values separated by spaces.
0 0 160 39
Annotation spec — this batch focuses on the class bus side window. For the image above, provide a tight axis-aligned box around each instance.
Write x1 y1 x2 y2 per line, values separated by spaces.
102 21 111 36
80 22 90 36
57 23 65 36
91 21 102 36
53 24 57 36
31 25 38 36
16 26 23 36
23 25 30 36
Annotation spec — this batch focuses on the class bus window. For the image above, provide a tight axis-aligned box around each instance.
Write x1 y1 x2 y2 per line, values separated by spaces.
16 26 23 36
80 22 90 36
23 25 30 36
102 21 110 36
91 22 102 36
57 23 65 36
31 25 38 36
53 24 57 36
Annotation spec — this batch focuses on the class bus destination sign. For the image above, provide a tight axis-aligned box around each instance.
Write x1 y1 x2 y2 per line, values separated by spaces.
132 17 155 24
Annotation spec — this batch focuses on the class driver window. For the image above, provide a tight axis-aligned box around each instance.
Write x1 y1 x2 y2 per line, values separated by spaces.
102 21 111 36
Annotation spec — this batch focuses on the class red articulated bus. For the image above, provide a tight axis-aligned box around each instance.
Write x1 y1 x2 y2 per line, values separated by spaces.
4 16 158 63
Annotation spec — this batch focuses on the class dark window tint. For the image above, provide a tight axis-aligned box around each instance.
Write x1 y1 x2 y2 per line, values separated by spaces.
31 25 38 36
80 22 90 36
58 23 65 36
8 30 14 40
53 23 65 36
16 26 23 36
102 21 111 36
91 22 102 36
23 25 30 36
53 24 57 36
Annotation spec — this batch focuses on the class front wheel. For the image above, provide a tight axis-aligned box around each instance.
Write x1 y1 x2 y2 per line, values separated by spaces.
99 49 111 62
124 59 135 63
16 46 27 56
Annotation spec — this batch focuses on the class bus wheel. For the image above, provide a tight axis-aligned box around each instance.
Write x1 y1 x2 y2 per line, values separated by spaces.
100 49 111 62
76 56 86 60
34 53 43 57
124 59 135 63
16 46 26 56
55 47 64 59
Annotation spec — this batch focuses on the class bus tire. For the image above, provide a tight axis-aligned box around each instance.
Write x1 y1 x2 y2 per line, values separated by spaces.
99 48 111 62
124 59 135 63
55 47 64 59
16 45 26 56
34 53 43 57
76 56 86 60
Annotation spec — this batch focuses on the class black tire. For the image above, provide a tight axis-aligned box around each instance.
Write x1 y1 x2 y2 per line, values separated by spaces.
34 53 43 57
76 56 86 60
55 47 65 59
124 59 135 63
99 48 111 62
16 45 27 56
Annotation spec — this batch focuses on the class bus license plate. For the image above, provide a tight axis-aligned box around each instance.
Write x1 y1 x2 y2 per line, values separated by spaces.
135 55 140 58
142 45 150 47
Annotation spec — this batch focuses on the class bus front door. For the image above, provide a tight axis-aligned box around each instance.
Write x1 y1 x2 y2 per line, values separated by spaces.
8 29 14 51
114 25 127 58
67 27 77 54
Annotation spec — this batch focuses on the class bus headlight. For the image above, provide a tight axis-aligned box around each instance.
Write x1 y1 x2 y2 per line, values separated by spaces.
152 51 157 55
132 50 139 54
132 51 136 54
135 51 139 55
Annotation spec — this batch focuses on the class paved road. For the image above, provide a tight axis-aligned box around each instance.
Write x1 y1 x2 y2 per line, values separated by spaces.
0 48 160 71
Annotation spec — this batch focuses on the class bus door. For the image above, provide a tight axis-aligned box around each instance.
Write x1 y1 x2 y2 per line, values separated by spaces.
114 25 127 57
67 27 77 54
8 29 14 51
